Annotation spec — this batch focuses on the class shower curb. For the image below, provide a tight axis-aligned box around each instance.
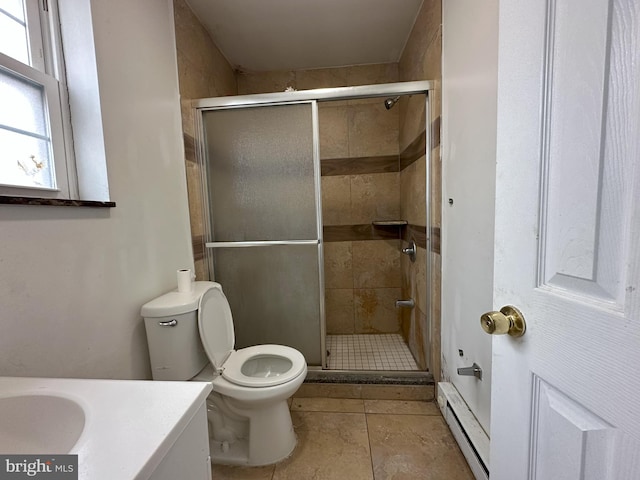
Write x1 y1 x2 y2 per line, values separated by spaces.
304 370 434 385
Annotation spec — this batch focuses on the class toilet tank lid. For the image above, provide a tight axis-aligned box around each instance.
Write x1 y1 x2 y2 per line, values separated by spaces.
141 281 221 317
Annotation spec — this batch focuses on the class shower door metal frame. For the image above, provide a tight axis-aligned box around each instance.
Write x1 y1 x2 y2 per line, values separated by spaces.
193 80 434 373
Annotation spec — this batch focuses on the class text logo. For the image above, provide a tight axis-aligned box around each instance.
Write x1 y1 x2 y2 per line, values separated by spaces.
0 456 77 479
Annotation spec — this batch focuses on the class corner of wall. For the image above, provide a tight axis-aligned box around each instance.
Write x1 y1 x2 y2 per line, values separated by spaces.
58 0 110 202
398 0 442 378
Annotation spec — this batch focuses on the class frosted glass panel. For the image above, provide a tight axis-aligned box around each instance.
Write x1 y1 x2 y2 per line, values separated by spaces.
203 103 317 241
213 244 322 365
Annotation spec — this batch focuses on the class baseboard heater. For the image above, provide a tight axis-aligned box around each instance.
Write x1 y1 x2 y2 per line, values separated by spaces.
437 382 490 480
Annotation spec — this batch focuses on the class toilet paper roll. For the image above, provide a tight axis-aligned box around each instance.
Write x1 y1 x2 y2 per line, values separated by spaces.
177 269 193 293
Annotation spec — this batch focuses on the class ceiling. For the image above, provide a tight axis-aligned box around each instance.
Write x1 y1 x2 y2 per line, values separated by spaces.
186 0 424 72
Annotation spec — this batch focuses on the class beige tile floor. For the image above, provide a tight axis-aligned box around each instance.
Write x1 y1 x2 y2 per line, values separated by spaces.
211 397 475 480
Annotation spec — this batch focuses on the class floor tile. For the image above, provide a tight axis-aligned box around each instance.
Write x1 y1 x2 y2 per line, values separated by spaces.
364 399 440 415
210 463 275 480
295 383 435 401
294 383 363 399
272 412 374 480
367 414 474 480
290 397 365 413
360 384 434 401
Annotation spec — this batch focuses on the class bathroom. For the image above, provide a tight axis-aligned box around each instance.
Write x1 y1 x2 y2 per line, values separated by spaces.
0 0 454 474
1 0 450 474
2 0 636 478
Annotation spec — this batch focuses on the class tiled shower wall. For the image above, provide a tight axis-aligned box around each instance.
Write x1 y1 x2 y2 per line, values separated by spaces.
238 65 405 337
399 0 443 375
172 0 237 280
320 93 402 336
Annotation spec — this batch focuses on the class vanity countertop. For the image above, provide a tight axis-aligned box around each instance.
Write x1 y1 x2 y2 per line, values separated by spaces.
0 376 212 479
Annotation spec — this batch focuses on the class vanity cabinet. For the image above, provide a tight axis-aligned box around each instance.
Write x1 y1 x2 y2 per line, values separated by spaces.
149 402 211 480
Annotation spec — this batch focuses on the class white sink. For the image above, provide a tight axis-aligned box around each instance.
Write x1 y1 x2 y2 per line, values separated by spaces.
0 394 85 454
0 377 212 479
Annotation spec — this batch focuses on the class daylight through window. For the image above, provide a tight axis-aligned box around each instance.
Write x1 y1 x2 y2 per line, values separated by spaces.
0 0 73 198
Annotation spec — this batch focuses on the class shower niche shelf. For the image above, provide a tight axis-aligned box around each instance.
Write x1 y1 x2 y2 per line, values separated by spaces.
372 220 408 226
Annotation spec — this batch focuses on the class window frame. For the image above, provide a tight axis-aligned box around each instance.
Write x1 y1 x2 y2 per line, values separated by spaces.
0 0 76 199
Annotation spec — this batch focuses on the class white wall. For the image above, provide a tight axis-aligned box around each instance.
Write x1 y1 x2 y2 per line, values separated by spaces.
0 0 193 379
441 0 499 433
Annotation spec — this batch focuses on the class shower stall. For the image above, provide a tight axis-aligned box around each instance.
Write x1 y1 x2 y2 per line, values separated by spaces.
194 81 433 373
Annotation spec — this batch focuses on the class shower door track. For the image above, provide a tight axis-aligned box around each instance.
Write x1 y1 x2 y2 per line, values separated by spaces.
194 80 433 109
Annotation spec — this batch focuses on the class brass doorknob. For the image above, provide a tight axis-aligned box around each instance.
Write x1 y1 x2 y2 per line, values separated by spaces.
480 306 526 337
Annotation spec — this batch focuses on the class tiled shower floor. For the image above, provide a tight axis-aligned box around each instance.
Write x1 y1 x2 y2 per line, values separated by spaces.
326 334 420 371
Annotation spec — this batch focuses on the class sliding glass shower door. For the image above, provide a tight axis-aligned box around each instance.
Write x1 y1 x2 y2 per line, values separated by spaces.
201 102 323 365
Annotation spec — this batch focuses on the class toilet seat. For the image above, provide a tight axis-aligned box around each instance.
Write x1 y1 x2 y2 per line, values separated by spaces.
198 284 306 388
222 345 306 388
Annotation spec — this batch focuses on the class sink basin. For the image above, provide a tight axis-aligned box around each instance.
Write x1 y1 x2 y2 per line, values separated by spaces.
0 376 213 479
0 394 85 454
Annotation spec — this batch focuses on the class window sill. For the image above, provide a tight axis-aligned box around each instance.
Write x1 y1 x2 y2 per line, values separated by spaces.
0 196 115 208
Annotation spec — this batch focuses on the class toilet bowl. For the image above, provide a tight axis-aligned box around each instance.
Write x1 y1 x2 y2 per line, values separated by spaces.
141 281 307 466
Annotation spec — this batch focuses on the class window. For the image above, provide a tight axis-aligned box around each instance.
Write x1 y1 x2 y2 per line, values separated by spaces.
0 0 74 198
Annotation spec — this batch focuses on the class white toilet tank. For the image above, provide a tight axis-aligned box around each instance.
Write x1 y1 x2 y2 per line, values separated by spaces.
141 282 216 381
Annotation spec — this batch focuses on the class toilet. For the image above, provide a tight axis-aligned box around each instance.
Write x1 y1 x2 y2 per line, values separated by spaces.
141 281 307 466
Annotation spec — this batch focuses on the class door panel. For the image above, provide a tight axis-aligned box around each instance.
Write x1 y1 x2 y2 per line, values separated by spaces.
211 244 322 365
530 376 615 480
201 101 324 367
540 0 632 306
492 0 640 478
203 103 318 241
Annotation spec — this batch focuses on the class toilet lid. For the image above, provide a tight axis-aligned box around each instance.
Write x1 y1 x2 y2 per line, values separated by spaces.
198 285 235 370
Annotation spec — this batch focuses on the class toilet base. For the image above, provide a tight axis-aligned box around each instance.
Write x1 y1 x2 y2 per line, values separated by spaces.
209 437 250 465
207 393 297 466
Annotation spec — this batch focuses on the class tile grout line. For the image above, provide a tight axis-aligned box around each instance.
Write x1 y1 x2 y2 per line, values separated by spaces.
364 410 376 480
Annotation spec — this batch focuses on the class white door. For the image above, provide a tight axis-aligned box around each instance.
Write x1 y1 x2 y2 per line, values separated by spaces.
490 0 640 478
